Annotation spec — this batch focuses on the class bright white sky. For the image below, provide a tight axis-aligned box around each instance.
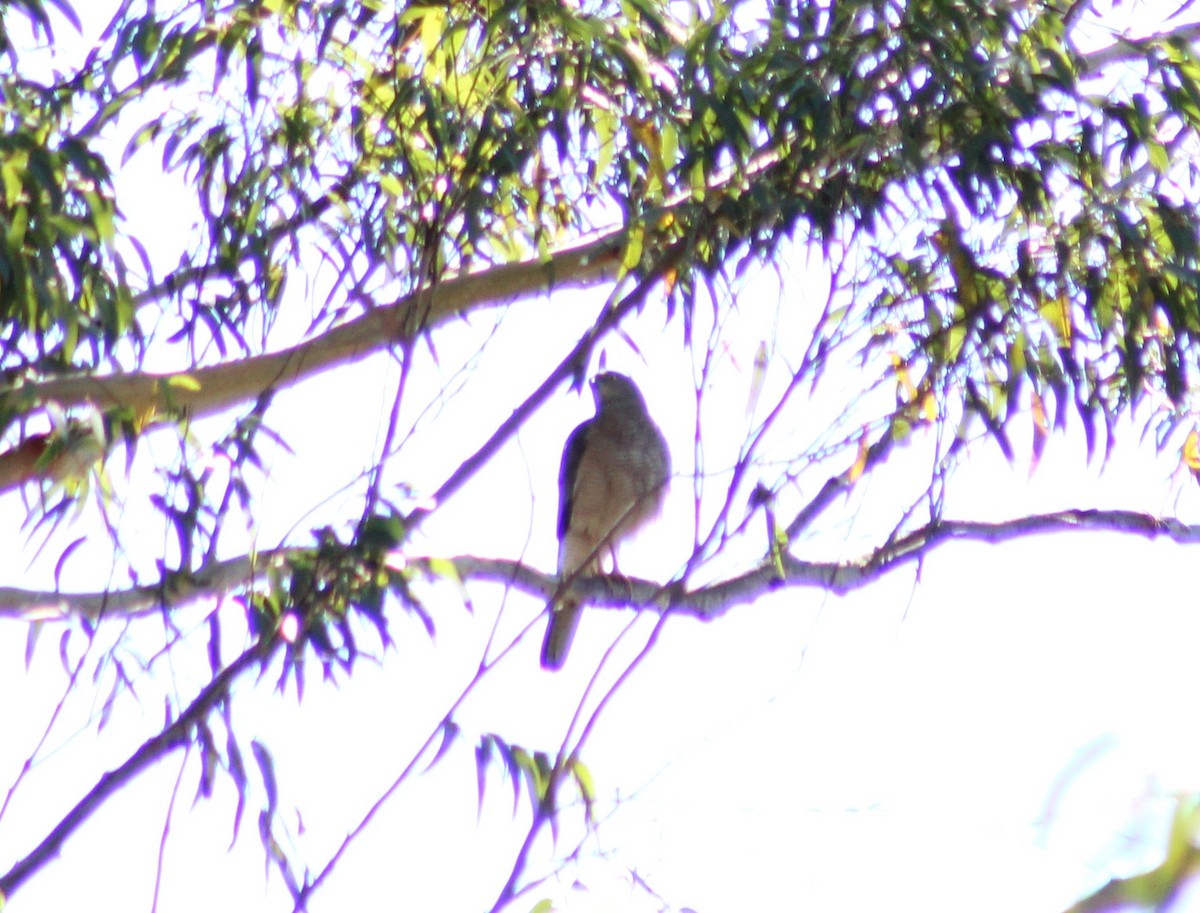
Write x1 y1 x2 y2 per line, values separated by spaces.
4 2 1200 913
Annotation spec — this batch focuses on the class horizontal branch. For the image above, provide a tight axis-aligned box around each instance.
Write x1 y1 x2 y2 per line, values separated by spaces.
0 551 293 621
733 508 1200 609
880 508 1200 556
4 508 1196 623
445 507 1200 618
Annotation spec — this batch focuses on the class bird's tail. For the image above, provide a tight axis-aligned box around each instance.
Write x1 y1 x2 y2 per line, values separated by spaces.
540 596 581 670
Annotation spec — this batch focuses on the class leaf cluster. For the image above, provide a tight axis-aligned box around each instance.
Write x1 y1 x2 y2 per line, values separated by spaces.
6 0 1200 908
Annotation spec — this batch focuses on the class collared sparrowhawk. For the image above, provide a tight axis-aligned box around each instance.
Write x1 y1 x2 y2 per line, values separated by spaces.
541 372 670 670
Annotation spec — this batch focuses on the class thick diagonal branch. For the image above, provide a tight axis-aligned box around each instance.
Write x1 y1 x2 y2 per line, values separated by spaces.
0 234 626 426
0 635 279 901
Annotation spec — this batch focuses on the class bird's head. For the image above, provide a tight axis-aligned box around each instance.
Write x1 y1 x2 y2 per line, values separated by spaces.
591 372 646 411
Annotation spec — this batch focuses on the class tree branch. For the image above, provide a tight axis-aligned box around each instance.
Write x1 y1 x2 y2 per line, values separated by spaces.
786 433 896 539
452 507 1200 617
0 232 628 492
13 507 1190 633
0 550 294 621
0 135 785 497
3 509 1197 624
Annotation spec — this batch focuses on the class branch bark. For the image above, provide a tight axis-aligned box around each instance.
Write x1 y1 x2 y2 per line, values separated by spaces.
449 506 1200 618
7 232 627 419
0 232 628 493
0 551 293 621
4 508 1196 622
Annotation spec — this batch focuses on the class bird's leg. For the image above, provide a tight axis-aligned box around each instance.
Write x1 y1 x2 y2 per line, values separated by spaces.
603 544 639 602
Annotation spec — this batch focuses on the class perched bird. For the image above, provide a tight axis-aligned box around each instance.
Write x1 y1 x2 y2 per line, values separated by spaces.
541 372 671 670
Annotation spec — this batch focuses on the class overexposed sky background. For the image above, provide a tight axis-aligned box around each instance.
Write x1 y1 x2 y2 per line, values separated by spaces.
5 2 1200 913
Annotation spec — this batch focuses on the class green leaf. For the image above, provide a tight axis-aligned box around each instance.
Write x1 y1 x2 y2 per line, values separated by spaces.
621 223 644 274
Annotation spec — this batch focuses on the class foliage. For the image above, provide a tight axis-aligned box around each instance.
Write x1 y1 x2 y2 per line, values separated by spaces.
3 0 1200 910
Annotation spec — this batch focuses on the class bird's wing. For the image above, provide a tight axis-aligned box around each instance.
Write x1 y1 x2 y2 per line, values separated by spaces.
558 419 591 542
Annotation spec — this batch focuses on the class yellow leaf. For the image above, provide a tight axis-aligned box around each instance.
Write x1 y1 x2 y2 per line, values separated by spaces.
379 174 404 199
919 390 937 423
420 8 445 57
1040 292 1072 344
593 107 617 180
1183 429 1200 473
662 266 677 296
848 429 869 483
427 557 463 586
621 224 644 274
166 374 202 391
570 758 596 805
890 352 917 402
627 116 664 186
